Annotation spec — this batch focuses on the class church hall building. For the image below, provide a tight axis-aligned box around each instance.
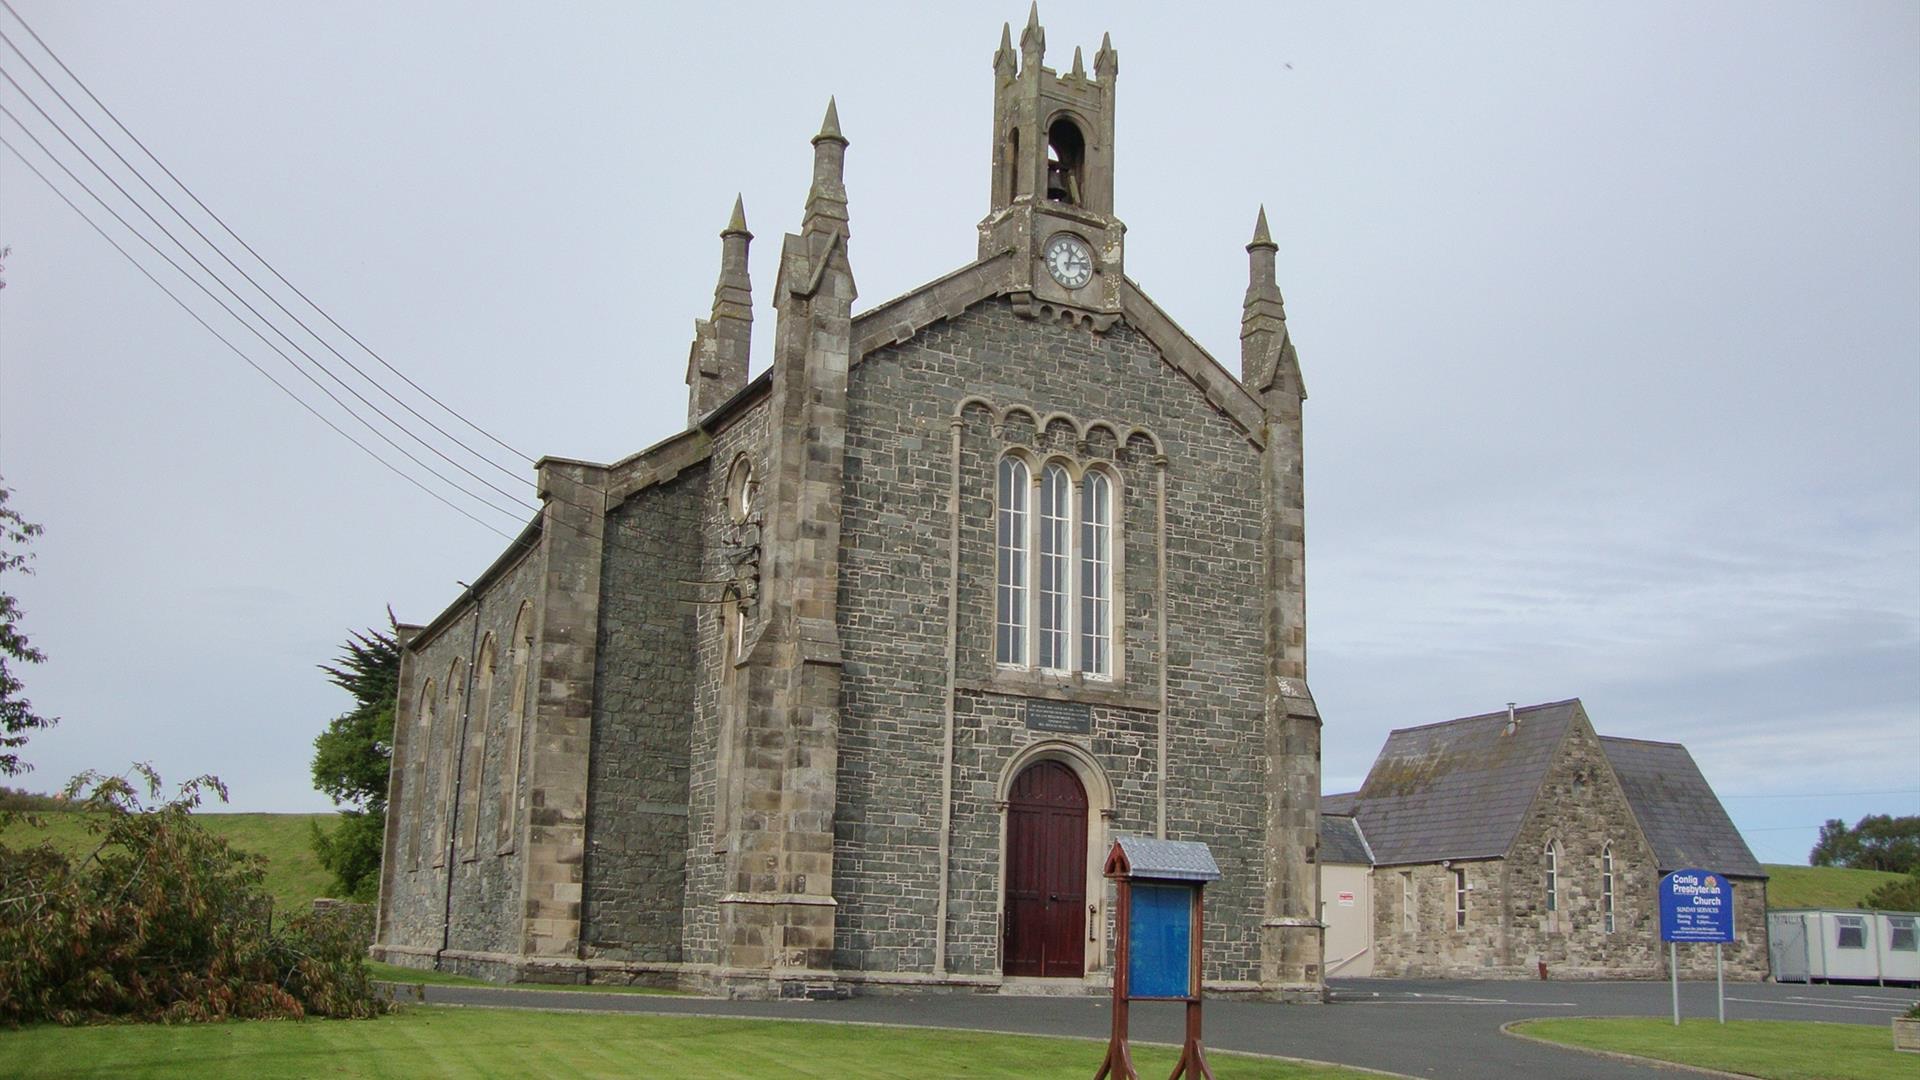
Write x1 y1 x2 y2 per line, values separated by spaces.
372 9 1325 1000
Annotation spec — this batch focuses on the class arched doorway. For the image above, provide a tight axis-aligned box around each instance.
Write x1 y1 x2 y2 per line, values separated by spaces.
1004 759 1088 978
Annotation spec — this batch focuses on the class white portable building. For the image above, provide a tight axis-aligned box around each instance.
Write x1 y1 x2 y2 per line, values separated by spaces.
1768 908 1919 985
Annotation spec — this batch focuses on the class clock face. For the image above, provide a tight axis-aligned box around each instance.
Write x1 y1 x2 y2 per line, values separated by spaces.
1042 234 1095 289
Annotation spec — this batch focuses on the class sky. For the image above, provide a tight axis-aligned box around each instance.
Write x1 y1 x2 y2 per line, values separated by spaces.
0 2 1914 867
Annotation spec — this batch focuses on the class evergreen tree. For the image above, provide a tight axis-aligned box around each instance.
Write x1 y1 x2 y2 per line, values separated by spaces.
0 481 54 777
309 623 400 899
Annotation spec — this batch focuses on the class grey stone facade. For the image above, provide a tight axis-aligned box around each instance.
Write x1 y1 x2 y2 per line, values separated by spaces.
373 11 1324 999
1342 701 1769 981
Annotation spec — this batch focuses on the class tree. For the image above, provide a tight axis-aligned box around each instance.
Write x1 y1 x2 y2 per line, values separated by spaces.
0 481 55 777
1860 871 1920 913
308 623 399 900
1809 814 1920 874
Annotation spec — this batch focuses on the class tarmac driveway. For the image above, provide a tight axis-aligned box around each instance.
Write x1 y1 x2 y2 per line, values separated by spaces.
406 977 1917 1078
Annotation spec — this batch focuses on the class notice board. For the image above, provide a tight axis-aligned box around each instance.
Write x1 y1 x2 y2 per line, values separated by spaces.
1127 883 1194 999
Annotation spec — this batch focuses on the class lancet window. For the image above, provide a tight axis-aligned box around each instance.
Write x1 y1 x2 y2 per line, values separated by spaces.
995 452 1115 677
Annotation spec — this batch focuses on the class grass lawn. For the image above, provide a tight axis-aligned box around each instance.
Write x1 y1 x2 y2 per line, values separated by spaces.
3 1006 1382 1079
0 811 336 917
1763 864 1908 910
364 961 686 996
1511 1017 1914 1080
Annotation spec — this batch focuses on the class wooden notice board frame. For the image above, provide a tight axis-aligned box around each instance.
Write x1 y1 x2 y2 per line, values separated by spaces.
1096 837 1220 1080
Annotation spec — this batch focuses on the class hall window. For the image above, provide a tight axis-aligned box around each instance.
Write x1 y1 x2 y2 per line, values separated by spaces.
1836 915 1867 949
1601 843 1615 934
1453 868 1467 929
995 453 1115 677
1889 916 1916 952
1544 839 1560 913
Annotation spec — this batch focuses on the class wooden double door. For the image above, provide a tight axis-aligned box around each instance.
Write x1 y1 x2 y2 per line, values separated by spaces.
1003 760 1089 978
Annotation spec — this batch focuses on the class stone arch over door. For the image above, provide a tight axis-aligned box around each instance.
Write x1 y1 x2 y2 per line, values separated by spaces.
997 739 1114 979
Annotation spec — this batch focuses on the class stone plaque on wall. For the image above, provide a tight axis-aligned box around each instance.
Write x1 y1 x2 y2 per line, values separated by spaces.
1025 699 1092 734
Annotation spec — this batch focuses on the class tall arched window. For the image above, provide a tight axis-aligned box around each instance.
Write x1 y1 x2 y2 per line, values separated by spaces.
1037 464 1071 671
458 635 495 862
497 601 534 854
996 456 1030 665
408 680 435 870
1544 839 1560 913
433 659 465 868
1078 471 1112 676
1601 843 1615 934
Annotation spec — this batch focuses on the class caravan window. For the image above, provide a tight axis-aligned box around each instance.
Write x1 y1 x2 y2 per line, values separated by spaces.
1890 916 1917 952
1835 915 1867 949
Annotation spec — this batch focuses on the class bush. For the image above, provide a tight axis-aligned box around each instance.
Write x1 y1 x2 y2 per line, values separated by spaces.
1859 870 1920 913
0 765 390 1025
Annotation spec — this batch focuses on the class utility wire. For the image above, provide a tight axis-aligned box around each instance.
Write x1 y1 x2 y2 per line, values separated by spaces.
0 101 531 523
0 0 533 468
0 64 538 514
0 135 520 543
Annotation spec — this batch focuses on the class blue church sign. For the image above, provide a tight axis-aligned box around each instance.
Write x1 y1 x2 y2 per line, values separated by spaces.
1127 883 1195 999
1659 868 1734 944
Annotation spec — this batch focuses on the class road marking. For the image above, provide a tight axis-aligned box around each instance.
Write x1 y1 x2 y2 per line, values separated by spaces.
1341 1000 1578 1007
1726 996 1904 1014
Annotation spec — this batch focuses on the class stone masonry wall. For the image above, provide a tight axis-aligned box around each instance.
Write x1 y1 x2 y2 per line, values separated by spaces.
681 403 770 971
836 297 1270 985
441 549 543 963
1369 715 1769 980
579 468 705 963
379 544 540 965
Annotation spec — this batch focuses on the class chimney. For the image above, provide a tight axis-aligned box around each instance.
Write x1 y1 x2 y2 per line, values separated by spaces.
1505 702 1518 736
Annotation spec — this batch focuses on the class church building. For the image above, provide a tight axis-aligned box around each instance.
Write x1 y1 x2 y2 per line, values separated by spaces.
372 9 1325 1000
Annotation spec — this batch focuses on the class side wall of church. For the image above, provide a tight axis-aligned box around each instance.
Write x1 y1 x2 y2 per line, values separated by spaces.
578 467 707 963
379 546 541 964
680 403 771 970
833 297 1271 985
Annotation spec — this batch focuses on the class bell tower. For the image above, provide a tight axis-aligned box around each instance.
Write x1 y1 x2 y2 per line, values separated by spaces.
978 5 1123 328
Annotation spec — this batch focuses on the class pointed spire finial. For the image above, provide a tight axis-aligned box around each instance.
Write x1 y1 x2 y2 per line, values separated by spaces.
1248 204 1275 251
994 22 1018 78
1070 46 1085 79
1094 31 1118 79
1020 2 1045 56
812 97 845 146
724 193 751 238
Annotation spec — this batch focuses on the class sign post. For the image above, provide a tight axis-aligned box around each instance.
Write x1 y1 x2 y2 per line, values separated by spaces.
1658 868 1735 1026
1097 837 1221 1080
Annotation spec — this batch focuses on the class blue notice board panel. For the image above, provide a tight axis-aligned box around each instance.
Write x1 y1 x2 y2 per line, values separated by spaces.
1659 869 1734 943
1128 883 1194 999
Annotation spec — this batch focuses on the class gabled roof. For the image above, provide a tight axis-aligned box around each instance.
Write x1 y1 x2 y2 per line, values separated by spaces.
1318 813 1373 866
1320 792 1359 816
1106 836 1222 882
847 254 1268 447
1601 736 1766 879
1351 700 1580 866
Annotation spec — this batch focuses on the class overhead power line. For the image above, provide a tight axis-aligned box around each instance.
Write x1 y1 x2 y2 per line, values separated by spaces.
0 0 533 469
0 136 520 543
0 101 533 523
0 64 538 516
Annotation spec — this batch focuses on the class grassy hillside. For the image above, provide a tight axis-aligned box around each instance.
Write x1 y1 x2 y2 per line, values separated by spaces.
1762 863 1909 910
1 811 339 916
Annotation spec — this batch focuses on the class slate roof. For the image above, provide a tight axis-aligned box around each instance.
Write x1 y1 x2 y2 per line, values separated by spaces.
1318 813 1372 866
1108 836 1222 882
1350 700 1580 866
1320 792 1359 816
1600 736 1766 879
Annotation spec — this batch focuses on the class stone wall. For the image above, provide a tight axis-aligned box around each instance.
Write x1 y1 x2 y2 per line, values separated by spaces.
1368 715 1769 980
375 542 541 969
680 401 770 971
579 468 705 963
834 297 1272 986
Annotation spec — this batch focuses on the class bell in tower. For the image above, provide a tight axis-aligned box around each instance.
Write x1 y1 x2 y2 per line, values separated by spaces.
979 5 1125 326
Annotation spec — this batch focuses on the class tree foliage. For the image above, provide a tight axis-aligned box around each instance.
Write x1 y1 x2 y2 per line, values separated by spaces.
309 624 399 900
1859 870 1920 913
1809 814 1920 874
1 482 55 777
0 765 389 1025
